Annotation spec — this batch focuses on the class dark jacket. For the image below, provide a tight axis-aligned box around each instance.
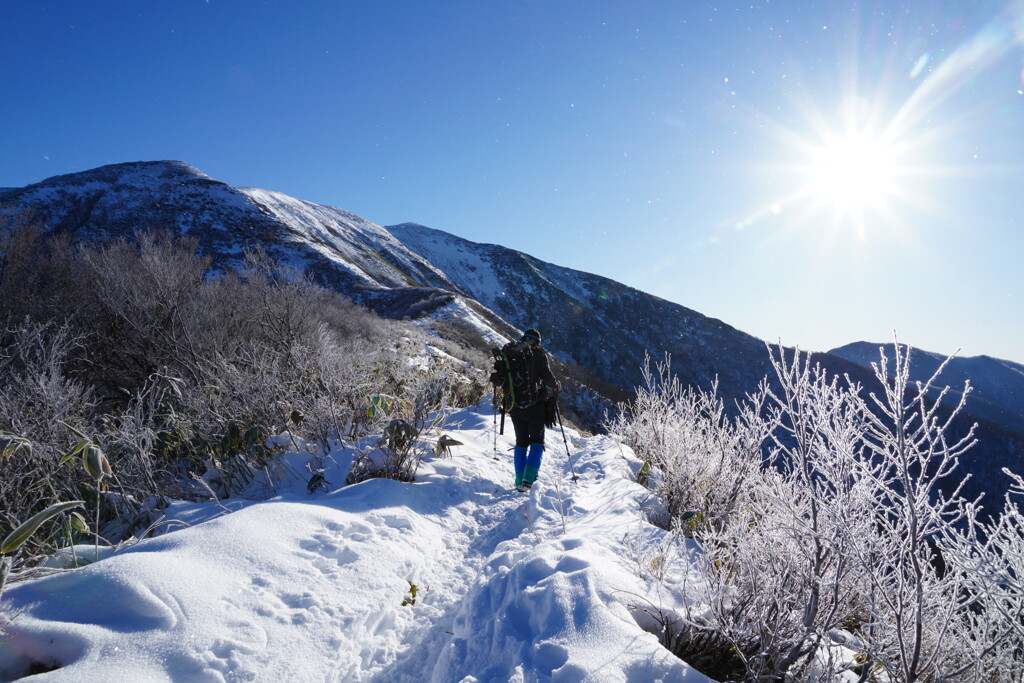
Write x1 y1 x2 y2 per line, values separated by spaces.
492 340 560 411
530 345 558 405
507 344 557 412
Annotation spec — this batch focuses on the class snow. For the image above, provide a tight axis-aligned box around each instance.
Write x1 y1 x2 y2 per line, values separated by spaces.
387 224 510 306
0 401 711 683
386 224 607 318
240 189 453 291
423 297 514 347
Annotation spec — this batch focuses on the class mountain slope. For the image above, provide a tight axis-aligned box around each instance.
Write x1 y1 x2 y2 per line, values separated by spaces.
1 161 781 400
387 222 777 400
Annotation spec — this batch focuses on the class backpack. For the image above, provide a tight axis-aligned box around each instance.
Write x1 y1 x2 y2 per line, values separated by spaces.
489 340 538 410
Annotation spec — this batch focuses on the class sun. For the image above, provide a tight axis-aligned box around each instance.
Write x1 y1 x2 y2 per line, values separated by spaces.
806 132 899 213
725 1 1024 245
761 97 926 242
753 117 915 242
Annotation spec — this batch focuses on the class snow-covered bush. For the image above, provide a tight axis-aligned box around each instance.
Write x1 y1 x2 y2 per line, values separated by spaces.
0 225 491 573
939 468 1024 681
616 341 1024 681
841 342 981 680
608 354 769 533
346 352 471 483
0 320 92 455
0 320 95 568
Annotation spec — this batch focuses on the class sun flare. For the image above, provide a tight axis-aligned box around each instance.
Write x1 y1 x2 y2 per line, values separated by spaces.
806 133 898 212
745 5 1024 241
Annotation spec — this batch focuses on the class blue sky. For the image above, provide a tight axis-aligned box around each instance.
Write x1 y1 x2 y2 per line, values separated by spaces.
3 1 1024 364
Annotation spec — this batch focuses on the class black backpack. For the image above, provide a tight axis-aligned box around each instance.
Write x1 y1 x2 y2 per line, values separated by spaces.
490 340 538 410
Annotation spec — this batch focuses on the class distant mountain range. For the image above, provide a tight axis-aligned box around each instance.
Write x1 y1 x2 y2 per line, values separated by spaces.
2 160 1021 500
829 342 1024 437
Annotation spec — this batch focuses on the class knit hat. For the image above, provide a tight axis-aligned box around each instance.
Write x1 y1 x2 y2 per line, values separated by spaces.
521 328 542 344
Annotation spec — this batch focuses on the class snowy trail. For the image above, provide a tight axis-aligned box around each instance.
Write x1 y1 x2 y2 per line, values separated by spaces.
0 403 712 682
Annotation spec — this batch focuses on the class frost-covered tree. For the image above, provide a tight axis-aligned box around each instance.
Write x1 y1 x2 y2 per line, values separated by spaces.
617 339 1024 681
939 468 1024 681
830 342 975 680
680 346 880 681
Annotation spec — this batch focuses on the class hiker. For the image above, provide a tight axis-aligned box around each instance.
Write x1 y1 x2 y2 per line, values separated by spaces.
507 328 559 492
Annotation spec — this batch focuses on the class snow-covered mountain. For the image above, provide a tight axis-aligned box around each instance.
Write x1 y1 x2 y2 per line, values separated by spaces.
0 161 775 399
387 221 781 400
2 160 1022 498
0 161 506 331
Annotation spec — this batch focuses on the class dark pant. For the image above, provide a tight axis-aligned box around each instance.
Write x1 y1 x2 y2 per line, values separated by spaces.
510 402 546 447
510 402 546 485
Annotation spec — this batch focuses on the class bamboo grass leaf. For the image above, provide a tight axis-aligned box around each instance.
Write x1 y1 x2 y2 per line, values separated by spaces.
60 439 91 464
2 501 84 555
83 445 112 482
0 434 32 459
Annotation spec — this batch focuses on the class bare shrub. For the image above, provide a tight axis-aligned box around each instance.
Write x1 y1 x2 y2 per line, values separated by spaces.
0 225 495 570
0 220 89 335
235 247 329 354
0 320 95 572
0 217 47 322
80 232 210 390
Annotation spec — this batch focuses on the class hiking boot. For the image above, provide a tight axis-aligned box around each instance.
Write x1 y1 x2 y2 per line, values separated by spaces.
522 480 533 491
515 483 528 493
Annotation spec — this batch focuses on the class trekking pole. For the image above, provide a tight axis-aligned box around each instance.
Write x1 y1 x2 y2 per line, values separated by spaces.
555 403 578 482
492 399 498 454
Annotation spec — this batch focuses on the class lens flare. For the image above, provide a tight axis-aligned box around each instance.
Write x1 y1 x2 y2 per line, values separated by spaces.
910 53 930 80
